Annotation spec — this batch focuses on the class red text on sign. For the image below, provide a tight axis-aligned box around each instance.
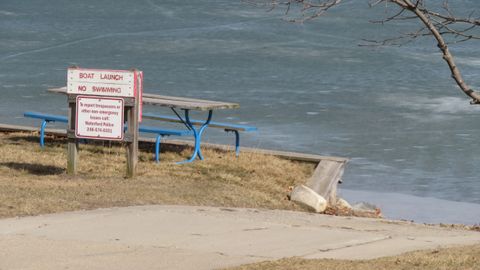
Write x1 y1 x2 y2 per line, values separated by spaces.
79 73 94 79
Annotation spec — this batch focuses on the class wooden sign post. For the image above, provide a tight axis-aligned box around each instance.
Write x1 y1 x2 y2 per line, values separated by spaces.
66 67 142 178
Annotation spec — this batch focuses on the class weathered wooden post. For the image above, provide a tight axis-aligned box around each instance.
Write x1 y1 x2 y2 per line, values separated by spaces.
66 67 142 178
126 70 142 177
67 100 78 174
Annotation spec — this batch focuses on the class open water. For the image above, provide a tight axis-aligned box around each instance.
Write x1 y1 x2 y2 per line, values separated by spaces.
1 0 479 224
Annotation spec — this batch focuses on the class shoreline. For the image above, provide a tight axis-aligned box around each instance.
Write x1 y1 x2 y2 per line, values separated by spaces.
341 189 480 226
1 129 479 269
1 123 478 226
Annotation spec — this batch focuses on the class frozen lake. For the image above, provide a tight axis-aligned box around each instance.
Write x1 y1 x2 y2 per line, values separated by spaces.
1 0 479 224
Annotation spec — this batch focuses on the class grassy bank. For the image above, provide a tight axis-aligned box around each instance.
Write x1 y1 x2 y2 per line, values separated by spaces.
0 132 314 218
2 131 479 270
227 244 480 270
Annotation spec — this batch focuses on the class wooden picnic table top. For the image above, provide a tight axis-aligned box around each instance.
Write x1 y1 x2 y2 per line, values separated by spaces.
48 87 240 111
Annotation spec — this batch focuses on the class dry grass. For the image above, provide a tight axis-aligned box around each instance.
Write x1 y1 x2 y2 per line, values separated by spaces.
227 244 480 270
0 132 314 218
2 132 479 269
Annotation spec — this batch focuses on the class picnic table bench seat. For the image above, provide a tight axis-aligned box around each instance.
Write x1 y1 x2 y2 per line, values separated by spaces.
23 111 68 147
23 111 193 162
23 111 257 162
142 113 257 156
138 126 193 162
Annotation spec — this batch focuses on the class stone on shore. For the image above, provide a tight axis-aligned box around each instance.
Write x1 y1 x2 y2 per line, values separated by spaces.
336 197 352 209
351 202 383 218
290 184 327 213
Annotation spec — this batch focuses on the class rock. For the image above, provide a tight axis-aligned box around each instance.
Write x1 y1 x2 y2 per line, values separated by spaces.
351 202 377 212
336 197 352 209
351 202 382 218
323 197 353 216
290 185 327 213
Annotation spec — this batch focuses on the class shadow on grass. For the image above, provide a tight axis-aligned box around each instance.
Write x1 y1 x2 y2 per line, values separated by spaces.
7 134 67 146
4 133 194 158
5 135 40 143
0 162 64 175
78 141 193 157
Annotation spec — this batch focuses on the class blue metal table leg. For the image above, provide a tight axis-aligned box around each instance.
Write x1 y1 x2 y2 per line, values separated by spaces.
196 121 211 160
40 120 48 148
155 134 162 163
225 129 240 156
233 130 240 156
177 109 212 164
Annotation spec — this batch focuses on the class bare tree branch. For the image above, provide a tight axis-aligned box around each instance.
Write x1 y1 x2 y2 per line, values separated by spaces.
249 0 480 104
244 0 343 22
399 0 480 104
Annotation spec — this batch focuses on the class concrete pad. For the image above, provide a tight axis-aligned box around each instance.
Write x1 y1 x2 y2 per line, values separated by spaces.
1 205 479 270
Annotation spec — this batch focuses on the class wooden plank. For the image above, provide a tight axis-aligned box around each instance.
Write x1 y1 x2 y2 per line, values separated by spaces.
126 107 138 178
67 102 78 175
242 147 349 163
142 114 254 131
142 97 239 110
125 74 140 178
305 160 346 205
154 139 348 163
49 86 240 111
48 86 67 94
67 139 78 175
0 123 348 164
143 93 232 106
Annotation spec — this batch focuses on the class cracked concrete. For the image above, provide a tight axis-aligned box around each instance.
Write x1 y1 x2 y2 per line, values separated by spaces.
1 205 479 270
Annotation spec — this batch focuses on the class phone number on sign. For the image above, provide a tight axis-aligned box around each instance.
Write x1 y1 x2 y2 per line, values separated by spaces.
87 127 113 133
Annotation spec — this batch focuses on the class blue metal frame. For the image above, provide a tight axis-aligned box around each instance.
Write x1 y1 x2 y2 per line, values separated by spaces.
225 129 240 156
177 109 213 164
24 112 68 148
25 110 249 163
143 112 257 158
138 126 193 163
155 134 162 163
40 120 48 147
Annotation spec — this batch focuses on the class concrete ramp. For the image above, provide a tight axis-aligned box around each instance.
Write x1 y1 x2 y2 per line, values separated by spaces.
1 205 479 270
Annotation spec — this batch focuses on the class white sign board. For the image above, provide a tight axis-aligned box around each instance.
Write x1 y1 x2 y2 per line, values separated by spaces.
67 68 135 97
76 96 124 140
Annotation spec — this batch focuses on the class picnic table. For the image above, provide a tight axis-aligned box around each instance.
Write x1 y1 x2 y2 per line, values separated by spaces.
48 87 240 163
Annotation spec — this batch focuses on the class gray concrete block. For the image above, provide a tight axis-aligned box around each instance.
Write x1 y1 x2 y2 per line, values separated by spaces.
290 184 327 213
